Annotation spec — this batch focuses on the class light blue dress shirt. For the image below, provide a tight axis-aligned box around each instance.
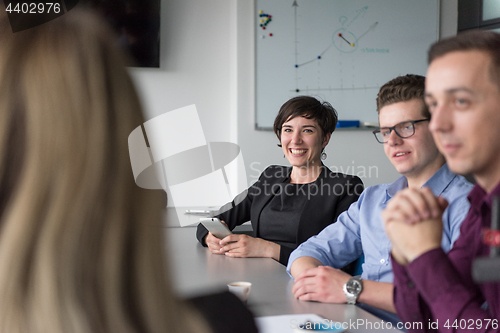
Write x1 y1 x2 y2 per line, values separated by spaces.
286 164 473 282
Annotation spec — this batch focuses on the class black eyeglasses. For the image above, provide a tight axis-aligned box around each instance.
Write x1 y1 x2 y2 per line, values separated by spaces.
372 119 430 144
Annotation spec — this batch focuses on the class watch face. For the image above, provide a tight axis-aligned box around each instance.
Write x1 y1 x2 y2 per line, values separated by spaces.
346 280 362 294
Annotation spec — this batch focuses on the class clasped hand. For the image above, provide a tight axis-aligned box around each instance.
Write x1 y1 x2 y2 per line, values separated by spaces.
382 187 448 265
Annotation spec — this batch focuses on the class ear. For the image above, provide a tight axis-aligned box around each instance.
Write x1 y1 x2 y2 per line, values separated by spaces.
322 132 332 148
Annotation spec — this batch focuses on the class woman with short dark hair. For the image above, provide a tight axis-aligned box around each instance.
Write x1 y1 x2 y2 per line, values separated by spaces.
197 96 364 266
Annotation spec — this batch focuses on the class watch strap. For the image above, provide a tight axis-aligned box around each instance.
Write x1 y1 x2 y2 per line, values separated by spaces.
343 275 363 305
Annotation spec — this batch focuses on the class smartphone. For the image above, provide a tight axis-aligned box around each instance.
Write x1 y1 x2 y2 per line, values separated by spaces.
199 218 233 239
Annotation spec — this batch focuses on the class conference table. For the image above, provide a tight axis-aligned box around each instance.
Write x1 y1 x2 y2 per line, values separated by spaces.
164 208 401 332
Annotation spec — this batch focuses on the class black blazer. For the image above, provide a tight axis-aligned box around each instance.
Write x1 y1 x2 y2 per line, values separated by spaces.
196 165 364 265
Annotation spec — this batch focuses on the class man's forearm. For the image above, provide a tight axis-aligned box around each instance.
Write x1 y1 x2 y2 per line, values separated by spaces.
358 280 395 313
289 256 322 278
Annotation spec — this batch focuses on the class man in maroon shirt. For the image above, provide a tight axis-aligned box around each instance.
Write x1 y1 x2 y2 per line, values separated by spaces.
382 30 500 332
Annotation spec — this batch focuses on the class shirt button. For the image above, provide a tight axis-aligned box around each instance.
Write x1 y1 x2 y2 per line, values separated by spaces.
380 259 386 264
407 281 415 289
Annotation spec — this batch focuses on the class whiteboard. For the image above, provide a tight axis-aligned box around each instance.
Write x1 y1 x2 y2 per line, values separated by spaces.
255 0 439 129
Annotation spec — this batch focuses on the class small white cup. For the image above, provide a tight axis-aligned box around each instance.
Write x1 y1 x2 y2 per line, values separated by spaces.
227 281 252 303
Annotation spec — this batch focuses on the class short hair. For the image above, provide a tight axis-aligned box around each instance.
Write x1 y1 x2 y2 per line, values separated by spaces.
273 96 338 145
428 30 500 88
376 74 429 118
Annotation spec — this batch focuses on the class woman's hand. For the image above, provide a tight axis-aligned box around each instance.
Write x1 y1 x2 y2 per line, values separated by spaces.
204 220 230 254
205 232 224 254
219 234 280 261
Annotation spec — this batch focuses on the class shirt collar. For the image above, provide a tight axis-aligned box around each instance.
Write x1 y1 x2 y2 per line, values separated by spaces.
468 180 500 213
386 176 408 200
385 163 456 203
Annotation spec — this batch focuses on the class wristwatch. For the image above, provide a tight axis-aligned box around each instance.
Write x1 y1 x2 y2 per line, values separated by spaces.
343 275 363 305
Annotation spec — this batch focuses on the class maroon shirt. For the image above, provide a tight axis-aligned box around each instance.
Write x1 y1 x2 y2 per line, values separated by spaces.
392 182 500 332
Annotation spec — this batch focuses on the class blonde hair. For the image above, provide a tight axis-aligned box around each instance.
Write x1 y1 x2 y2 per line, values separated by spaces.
0 9 208 333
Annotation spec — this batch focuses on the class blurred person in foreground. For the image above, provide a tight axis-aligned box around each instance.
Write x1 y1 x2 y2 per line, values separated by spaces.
383 30 500 331
0 8 255 333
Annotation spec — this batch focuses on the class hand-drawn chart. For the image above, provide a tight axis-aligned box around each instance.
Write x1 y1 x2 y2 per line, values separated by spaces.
255 0 439 129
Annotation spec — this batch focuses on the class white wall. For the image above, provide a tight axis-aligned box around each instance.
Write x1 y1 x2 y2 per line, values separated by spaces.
129 0 236 144
130 0 457 190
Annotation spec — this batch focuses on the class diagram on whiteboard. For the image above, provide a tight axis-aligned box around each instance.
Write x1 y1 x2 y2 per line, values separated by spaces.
255 0 438 129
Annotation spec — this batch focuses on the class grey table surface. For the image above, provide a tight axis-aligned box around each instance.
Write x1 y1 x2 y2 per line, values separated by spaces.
165 225 401 332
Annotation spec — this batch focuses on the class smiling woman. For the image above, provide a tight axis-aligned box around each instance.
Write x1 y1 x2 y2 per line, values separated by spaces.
275 96 337 184
197 96 364 266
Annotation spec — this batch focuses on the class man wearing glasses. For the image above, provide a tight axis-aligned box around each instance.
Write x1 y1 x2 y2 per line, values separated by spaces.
287 74 472 317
